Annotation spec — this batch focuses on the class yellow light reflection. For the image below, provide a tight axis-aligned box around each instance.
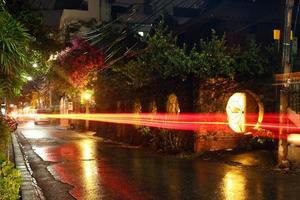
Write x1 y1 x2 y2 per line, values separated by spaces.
78 140 102 199
80 140 94 160
222 171 246 200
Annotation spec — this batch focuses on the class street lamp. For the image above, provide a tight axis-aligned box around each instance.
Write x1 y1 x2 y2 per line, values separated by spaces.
82 91 92 102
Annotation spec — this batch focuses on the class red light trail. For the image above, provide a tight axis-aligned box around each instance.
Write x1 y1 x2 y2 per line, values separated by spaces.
12 112 300 139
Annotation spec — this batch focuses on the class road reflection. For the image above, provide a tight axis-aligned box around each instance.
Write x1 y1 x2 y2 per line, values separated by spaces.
32 135 148 199
222 170 246 200
23 120 35 128
78 140 102 199
20 124 300 200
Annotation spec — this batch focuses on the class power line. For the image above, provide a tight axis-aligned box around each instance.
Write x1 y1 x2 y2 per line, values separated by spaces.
62 0 208 70
85 8 137 36
83 0 180 60
85 0 195 40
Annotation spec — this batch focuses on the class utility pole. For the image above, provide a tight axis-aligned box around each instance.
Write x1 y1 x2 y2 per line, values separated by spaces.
278 0 294 168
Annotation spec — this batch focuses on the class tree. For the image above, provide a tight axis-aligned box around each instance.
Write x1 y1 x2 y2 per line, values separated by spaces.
0 7 33 98
96 22 278 111
233 40 276 78
190 31 236 79
2 1 63 108
48 19 142 99
107 21 191 93
50 37 104 89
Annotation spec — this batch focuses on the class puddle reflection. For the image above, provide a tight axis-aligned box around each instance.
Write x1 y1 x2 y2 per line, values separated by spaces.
76 140 103 199
222 171 246 200
80 140 95 161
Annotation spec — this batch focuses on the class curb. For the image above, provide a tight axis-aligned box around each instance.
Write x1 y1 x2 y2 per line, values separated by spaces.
12 132 43 200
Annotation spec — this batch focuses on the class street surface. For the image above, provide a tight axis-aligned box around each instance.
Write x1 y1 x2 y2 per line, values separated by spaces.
17 121 300 200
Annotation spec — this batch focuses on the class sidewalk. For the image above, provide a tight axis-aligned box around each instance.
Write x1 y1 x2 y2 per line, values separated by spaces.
12 132 44 200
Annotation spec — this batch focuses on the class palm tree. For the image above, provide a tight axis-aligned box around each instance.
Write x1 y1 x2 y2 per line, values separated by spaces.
0 7 33 98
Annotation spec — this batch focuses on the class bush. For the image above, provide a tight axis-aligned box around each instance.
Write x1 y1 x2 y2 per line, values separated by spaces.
249 129 276 150
0 161 21 200
0 119 21 200
0 118 11 159
138 127 193 153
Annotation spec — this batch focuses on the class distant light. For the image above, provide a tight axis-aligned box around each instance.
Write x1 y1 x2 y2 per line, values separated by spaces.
48 54 54 61
25 121 35 128
81 90 92 101
48 54 58 61
10 111 17 118
273 29 280 40
10 104 14 108
32 63 38 68
273 29 293 40
138 31 144 37
26 76 33 81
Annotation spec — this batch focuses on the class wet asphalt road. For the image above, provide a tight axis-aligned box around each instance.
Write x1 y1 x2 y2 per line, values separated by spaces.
17 121 300 200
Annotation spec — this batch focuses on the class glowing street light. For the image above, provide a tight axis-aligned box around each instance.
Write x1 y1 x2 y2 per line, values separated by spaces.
81 90 92 102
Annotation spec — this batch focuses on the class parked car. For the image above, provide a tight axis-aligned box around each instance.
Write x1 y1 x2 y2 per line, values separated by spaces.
34 109 51 125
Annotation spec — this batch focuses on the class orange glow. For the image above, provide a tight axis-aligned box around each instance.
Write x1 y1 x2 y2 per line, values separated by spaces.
274 71 300 81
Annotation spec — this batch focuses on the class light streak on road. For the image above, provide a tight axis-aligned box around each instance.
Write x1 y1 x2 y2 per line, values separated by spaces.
12 113 300 139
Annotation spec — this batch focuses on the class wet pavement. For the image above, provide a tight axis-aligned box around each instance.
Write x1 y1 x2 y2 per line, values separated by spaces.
17 121 300 200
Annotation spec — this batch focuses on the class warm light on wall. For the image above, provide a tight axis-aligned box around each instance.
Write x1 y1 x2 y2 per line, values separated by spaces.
226 91 264 133
226 93 246 133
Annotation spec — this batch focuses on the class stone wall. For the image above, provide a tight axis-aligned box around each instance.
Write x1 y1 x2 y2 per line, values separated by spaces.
95 76 275 153
95 78 195 150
